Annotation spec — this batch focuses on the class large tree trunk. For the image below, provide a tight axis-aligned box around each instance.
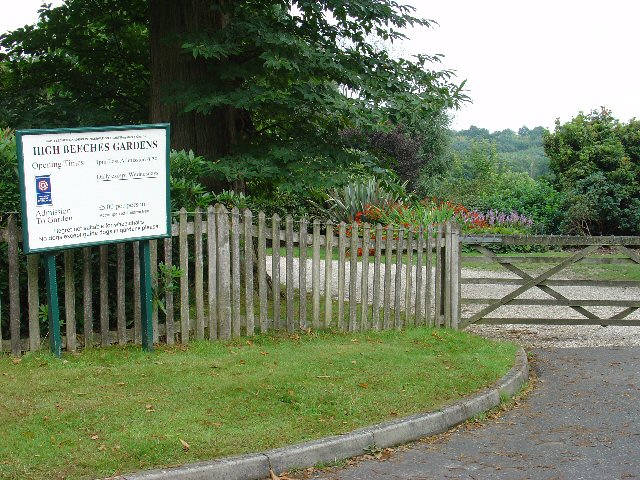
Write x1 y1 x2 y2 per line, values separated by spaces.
149 0 240 168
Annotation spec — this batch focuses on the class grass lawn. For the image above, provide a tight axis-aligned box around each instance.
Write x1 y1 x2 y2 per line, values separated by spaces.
0 328 517 480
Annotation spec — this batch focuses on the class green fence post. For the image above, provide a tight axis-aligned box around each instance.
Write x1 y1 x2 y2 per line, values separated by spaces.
139 240 154 351
44 252 62 358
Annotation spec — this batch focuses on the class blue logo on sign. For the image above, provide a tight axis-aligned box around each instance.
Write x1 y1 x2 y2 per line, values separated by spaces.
35 175 52 206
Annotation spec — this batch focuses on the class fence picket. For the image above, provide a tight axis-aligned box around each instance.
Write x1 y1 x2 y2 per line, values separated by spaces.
349 222 358 332
414 228 424 326
82 247 93 348
179 208 190 343
337 222 346 331
360 224 370 331
372 224 382 330
383 225 393 330
207 207 218 340
99 245 109 346
286 216 295 332
272 214 281 330
194 207 205 340
231 208 241 337
434 225 443 327
27 254 40 351
217 205 231 340
64 250 77 351
324 221 333 328
258 212 268 332
164 236 175 344
8 216 21 356
451 224 461 329
244 209 255 336
312 219 321 329
394 227 404 329
444 223 452 328
133 242 141 343
299 218 308 329
425 226 433 326
405 230 414 327
116 244 126 345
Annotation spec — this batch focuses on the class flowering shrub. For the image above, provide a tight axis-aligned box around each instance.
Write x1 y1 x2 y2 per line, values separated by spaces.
458 209 533 231
347 198 534 236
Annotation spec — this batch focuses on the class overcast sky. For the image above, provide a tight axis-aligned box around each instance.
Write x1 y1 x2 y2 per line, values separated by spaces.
2 0 639 132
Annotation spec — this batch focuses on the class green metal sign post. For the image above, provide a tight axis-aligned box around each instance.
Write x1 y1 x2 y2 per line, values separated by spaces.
139 240 154 352
44 252 62 358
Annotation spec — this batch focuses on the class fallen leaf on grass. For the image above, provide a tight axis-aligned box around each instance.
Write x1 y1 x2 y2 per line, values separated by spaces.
12 358 21 365
358 383 369 388
179 439 190 452
90 435 99 441
205 421 223 427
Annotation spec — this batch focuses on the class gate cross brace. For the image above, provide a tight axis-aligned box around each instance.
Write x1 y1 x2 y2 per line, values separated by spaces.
465 244 599 325
617 245 640 265
472 245 599 321
608 246 640 320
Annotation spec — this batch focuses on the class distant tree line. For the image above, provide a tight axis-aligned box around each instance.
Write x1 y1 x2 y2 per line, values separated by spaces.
449 125 549 178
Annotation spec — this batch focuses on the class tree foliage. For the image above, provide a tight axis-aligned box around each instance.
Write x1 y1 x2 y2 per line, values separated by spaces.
449 125 549 178
158 0 468 192
0 0 149 128
1 0 465 199
543 108 640 235
419 138 564 233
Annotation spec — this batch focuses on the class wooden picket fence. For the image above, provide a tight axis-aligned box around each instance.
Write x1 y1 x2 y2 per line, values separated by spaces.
0 206 461 356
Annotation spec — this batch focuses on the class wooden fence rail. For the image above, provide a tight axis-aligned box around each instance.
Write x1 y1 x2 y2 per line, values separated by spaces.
0 206 460 355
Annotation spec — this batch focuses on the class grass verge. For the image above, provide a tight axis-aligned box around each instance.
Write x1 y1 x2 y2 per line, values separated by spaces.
0 328 517 480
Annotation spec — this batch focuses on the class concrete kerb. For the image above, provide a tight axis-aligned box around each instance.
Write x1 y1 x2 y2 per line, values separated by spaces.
112 347 529 480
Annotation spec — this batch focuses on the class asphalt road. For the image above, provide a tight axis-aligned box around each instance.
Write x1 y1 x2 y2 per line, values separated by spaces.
303 347 640 480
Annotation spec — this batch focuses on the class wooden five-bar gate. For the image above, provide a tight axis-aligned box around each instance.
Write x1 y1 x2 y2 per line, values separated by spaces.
459 235 640 328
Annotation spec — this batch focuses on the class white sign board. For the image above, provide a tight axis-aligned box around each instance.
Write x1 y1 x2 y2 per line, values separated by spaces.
17 124 171 253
